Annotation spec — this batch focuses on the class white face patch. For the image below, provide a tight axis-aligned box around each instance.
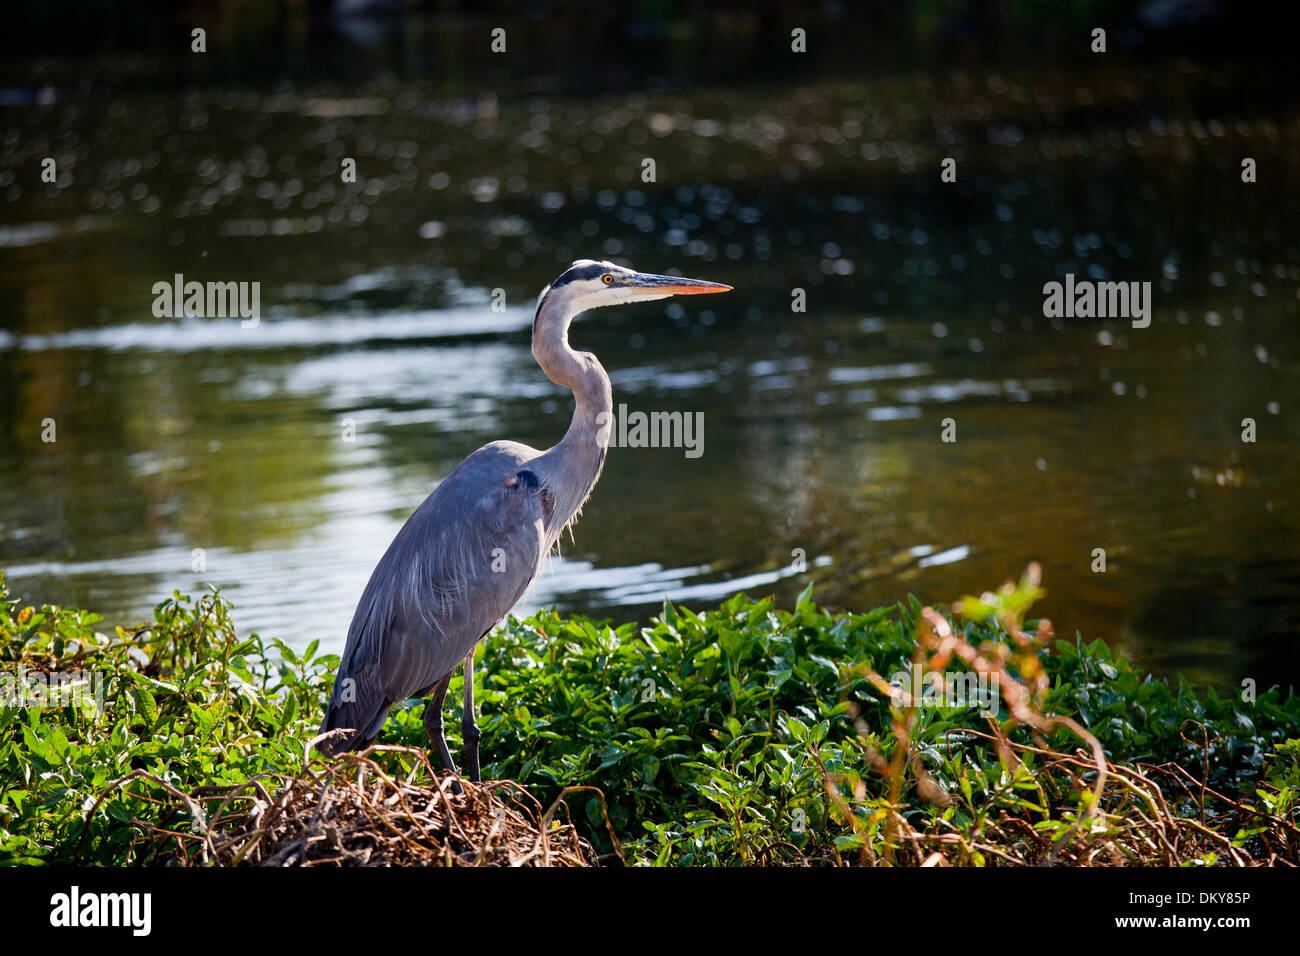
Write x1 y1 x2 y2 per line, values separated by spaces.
564 277 662 315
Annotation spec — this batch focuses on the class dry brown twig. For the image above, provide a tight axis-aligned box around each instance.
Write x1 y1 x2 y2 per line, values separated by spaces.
809 566 1296 866
83 735 606 866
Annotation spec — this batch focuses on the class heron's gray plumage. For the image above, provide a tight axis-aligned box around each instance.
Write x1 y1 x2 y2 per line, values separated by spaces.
318 444 552 753
317 258 730 774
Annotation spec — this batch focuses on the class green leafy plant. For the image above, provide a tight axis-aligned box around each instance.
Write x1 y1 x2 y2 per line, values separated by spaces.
1 569 1296 866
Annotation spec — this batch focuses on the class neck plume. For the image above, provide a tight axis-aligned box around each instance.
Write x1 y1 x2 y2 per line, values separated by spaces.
530 294 612 549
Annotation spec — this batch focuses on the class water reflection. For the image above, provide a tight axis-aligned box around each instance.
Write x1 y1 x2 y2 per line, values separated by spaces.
1 61 1297 691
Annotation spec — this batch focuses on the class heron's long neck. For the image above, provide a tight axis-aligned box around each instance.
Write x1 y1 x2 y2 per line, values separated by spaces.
531 301 611 546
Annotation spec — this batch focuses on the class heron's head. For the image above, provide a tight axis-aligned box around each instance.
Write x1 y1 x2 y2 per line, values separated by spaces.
537 259 731 319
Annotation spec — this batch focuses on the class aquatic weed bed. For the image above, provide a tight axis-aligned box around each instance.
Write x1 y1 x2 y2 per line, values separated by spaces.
1 568 1296 866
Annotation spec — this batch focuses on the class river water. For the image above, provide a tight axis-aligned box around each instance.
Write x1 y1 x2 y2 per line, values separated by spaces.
1 60 1296 688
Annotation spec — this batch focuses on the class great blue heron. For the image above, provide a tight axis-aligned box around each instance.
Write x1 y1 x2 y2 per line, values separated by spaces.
317 259 731 786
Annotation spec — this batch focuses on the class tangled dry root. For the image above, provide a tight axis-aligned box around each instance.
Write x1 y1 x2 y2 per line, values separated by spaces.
83 738 610 866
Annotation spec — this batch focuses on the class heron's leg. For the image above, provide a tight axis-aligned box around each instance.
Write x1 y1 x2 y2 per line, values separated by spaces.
423 671 462 793
462 652 481 783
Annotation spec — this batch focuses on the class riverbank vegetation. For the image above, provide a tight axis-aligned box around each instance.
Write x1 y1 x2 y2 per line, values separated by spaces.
1 568 1296 866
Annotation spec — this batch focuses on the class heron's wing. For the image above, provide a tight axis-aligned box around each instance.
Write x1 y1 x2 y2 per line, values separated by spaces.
320 443 549 750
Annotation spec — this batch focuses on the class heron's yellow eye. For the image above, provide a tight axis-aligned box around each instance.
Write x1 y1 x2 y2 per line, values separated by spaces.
602 274 614 285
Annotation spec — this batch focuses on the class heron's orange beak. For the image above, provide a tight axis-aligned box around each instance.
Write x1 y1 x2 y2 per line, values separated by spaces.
630 272 733 296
